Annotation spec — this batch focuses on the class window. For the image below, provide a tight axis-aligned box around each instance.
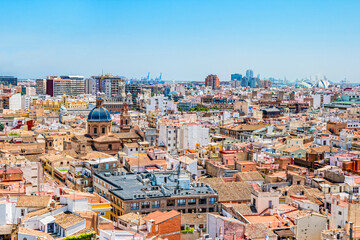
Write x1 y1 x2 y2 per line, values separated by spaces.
167 199 175 206
188 199 196 205
199 198 207 205
177 199 186 206
94 128 97 134
108 144 112 150
209 198 217 204
100 212 105 216
21 209 25 216
131 203 139 210
105 163 109 170
338 211 342 215
152 201 160 208
102 128 106 134
142 202 150 209
113 163 116 168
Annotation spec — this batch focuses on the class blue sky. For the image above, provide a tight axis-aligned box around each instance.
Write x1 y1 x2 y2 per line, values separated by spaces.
0 0 359 82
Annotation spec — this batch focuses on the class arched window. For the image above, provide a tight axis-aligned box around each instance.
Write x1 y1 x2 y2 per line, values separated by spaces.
102 127 106 134
94 127 97 134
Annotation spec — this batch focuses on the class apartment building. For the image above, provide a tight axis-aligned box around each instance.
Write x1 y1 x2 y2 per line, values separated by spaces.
158 122 210 152
35 78 47 94
146 95 177 114
93 170 218 221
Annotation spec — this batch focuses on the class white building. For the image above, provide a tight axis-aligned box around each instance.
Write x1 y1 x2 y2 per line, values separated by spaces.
146 95 177 114
85 78 97 95
158 123 210 153
313 94 332 109
176 155 197 176
25 87 36 96
123 143 140 155
9 93 22 110
103 79 112 98
178 124 210 150
100 229 144 240
288 211 327 240
0 201 16 225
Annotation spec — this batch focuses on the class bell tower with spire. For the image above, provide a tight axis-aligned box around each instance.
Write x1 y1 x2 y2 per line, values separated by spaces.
120 104 131 133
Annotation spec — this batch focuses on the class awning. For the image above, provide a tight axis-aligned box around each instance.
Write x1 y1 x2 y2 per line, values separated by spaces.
40 216 55 225
275 229 295 237
0 225 13 235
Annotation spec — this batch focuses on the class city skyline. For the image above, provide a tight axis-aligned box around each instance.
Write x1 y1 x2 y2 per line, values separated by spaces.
1 0 360 82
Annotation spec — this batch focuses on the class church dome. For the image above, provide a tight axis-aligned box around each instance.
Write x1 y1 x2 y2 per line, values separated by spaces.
87 97 111 122
87 106 111 122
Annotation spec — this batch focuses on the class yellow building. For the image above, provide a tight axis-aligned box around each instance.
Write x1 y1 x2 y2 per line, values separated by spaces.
110 193 125 221
40 131 72 151
30 95 88 112
89 193 112 220
40 153 75 177
208 142 223 158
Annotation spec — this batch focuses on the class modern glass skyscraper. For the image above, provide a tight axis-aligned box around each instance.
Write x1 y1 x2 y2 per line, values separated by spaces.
231 73 242 81
246 69 253 79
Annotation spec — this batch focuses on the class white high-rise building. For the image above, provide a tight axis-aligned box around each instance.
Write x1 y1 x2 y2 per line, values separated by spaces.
9 93 22 110
146 95 177 114
158 123 209 153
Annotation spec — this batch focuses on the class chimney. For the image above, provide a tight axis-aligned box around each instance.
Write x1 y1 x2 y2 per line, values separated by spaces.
148 219 155 233
92 213 99 235
349 222 354 240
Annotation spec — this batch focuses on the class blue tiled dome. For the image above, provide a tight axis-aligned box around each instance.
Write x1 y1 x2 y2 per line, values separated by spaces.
87 106 111 122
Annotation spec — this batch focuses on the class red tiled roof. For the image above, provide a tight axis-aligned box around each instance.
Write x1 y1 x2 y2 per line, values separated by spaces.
0 168 23 174
143 210 180 224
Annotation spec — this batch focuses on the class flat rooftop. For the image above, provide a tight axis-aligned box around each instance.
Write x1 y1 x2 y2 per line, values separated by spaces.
95 171 217 201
